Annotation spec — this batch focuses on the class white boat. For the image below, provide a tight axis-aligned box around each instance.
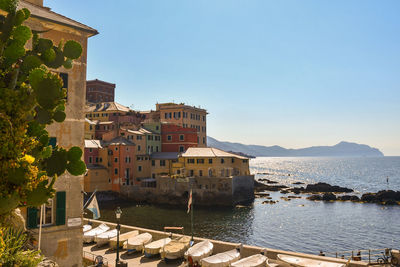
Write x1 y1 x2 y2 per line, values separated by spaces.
266 259 279 267
230 254 267 267
277 254 345 267
83 224 92 232
184 240 214 263
160 235 191 260
94 229 117 247
83 223 110 243
144 238 172 257
201 247 241 267
125 233 152 252
109 230 139 249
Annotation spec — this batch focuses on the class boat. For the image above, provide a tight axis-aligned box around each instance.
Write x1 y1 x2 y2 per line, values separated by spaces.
83 224 92 232
125 232 152 253
144 238 172 257
277 254 345 267
200 246 241 267
160 235 191 260
230 254 267 267
94 229 118 247
184 240 214 263
266 259 279 267
109 230 139 249
83 223 110 243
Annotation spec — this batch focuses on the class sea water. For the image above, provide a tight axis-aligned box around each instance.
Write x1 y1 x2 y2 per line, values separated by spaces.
98 157 400 255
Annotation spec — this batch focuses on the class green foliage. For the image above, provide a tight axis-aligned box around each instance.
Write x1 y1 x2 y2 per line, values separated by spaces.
0 0 86 219
0 227 42 267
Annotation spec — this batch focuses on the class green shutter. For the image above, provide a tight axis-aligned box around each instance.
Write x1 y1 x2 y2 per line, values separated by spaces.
27 207 38 229
56 191 66 225
49 137 57 148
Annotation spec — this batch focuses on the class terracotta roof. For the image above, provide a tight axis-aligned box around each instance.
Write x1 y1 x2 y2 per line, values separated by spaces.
18 1 98 36
86 102 130 113
181 147 248 159
84 140 102 149
105 136 135 146
121 128 144 135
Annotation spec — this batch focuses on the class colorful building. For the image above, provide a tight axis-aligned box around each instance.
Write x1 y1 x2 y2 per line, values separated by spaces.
13 0 98 265
86 79 115 103
156 103 208 147
84 118 96 139
161 123 198 152
150 152 180 178
85 101 130 122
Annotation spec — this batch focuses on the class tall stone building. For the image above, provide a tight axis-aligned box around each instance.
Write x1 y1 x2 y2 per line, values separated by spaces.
14 1 98 266
86 79 116 103
156 103 208 147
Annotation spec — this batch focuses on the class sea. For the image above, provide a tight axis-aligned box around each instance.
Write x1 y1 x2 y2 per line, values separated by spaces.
97 156 400 256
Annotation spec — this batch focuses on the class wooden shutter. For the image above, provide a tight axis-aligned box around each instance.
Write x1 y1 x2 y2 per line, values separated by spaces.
49 137 57 148
55 191 66 225
27 207 38 229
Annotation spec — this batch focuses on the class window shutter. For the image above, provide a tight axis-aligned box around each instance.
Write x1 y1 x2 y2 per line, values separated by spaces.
27 207 38 229
56 191 66 225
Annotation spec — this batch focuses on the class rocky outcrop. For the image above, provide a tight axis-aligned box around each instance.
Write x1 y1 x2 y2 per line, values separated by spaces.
337 195 360 201
322 193 337 201
361 190 400 204
307 195 322 201
254 180 288 192
304 183 353 193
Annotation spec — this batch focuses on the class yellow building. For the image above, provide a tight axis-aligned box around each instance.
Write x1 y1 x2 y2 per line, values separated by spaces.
85 101 130 122
180 147 250 177
156 103 208 147
84 118 96 139
150 152 180 178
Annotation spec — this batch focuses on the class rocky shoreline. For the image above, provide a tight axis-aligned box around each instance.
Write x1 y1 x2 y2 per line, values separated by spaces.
255 180 400 206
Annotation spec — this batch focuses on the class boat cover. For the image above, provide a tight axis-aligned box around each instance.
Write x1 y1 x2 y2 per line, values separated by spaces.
200 248 241 267
231 254 267 267
161 236 191 259
109 230 139 249
184 240 214 262
83 224 92 232
125 233 152 251
83 223 109 243
277 254 345 267
94 229 117 246
144 238 172 255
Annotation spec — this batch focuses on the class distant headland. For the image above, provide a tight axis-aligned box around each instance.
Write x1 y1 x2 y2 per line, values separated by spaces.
207 137 384 157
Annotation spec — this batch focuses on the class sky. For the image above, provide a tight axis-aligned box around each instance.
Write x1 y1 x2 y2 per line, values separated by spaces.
47 0 400 156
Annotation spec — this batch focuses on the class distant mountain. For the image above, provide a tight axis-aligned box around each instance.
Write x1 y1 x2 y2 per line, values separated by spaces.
207 137 384 157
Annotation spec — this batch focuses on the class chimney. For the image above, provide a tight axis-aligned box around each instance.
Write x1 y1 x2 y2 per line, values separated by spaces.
25 0 43 6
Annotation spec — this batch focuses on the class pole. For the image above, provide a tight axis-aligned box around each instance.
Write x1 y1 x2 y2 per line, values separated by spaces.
191 185 194 242
38 204 43 250
116 218 120 265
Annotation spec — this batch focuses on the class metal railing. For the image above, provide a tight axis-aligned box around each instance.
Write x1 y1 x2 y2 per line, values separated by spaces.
324 248 395 265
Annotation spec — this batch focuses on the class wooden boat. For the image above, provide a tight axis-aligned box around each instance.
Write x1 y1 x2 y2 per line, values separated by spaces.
94 229 117 247
277 254 345 267
201 247 241 267
184 240 214 263
83 223 109 243
109 230 139 249
144 238 172 257
83 224 92 232
125 233 152 253
230 254 267 267
160 235 191 260
266 259 279 267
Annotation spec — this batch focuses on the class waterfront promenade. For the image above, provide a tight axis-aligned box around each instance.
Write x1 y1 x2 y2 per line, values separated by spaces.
83 219 368 267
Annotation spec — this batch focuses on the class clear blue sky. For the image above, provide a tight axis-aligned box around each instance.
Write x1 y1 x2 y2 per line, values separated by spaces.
47 0 400 156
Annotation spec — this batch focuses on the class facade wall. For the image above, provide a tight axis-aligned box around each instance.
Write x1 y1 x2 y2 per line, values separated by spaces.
86 79 115 103
84 168 110 192
157 103 207 147
134 156 151 181
94 121 116 139
120 128 146 155
84 120 95 139
108 144 136 191
161 123 198 152
84 147 99 165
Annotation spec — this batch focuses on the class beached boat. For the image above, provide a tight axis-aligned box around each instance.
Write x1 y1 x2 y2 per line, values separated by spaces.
230 254 267 267
277 254 345 267
83 223 110 243
201 247 241 267
109 230 139 249
144 238 172 257
184 240 214 263
125 233 152 253
160 235 192 260
94 229 118 247
266 259 279 267
83 224 92 232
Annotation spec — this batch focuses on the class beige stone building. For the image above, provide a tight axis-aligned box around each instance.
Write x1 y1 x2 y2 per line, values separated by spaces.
9 1 98 266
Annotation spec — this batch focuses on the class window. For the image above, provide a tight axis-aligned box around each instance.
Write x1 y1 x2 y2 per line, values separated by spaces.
203 137 206 144
156 146 159 152
221 158 225 164
199 170 203 177
100 157 103 163
126 147 129 151
115 147 118 151
152 160 155 166
138 145 141 151
179 146 185 152
89 148 93 153
160 160 166 166
114 157 118 163
208 159 213 164
243 159 248 163
36 199 53 226
59 73 68 100
138 166 142 172
197 159 204 164
189 170 194 176
179 135 184 141
108 178 111 183
114 168 118 174
89 157 92 163
125 157 130 163
167 135 172 141
187 159 195 164
231 158 235 163
95 157 98 163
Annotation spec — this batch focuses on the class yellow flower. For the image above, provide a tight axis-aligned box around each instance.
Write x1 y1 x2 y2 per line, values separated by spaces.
23 154 35 164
